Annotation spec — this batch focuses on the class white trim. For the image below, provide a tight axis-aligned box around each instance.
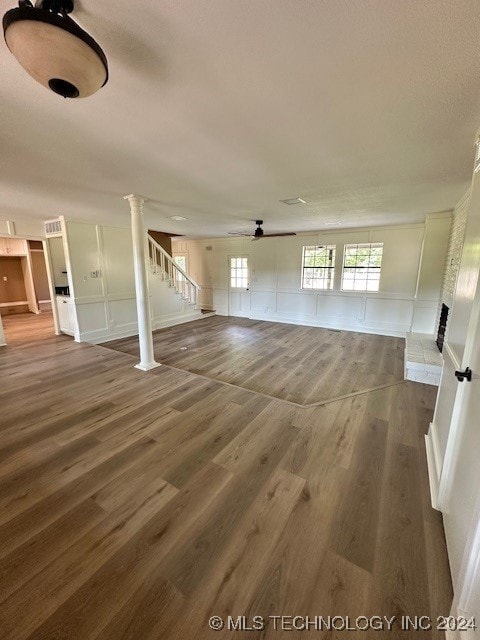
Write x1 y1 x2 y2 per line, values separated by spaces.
451 492 480 638
83 310 210 345
436 352 471 511
444 340 462 371
134 362 161 371
430 420 443 484
43 239 61 335
248 311 408 337
425 429 440 510
0 300 28 307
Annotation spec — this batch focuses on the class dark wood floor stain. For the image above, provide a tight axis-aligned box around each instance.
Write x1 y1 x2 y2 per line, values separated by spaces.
0 312 452 639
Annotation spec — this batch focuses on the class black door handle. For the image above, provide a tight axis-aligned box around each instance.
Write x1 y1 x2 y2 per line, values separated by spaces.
455 367 472 382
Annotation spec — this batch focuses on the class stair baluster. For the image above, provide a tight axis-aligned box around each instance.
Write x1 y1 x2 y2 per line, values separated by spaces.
147 235 201 307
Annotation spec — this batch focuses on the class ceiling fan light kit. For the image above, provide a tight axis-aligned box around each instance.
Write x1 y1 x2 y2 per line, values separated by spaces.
3 0 108 98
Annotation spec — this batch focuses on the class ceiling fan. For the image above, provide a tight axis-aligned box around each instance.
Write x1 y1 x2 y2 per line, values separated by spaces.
228 220 297 240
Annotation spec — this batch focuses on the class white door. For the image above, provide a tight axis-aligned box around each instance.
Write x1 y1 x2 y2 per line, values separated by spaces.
228 255 251 317
432 189 475 476
442 294 480 632
430 144 480 628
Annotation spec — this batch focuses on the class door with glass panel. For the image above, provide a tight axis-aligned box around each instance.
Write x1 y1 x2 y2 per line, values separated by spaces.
228 255 251 317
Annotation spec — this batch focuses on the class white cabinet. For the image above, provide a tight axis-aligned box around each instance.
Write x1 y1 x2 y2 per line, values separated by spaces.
56 296 76 336
0 237 27 256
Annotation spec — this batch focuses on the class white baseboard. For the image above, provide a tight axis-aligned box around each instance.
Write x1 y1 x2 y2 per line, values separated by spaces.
82 310 206 345
152 309 205 330
247 311 407 337
79 322 138 344
0 300 28 307
425 428 440 510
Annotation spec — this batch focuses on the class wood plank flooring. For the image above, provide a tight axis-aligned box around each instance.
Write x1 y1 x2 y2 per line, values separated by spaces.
0 313 452 639
105 316 406 405
1 310 54 344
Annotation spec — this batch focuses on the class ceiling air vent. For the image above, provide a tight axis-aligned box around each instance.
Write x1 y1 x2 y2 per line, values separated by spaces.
44 219 63 236
205 245 213 251
280 197 306 205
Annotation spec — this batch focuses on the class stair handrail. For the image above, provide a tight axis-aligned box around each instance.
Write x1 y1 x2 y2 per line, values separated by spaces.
147 235 200 305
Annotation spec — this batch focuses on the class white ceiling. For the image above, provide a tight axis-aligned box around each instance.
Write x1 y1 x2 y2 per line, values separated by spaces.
1 0 480 237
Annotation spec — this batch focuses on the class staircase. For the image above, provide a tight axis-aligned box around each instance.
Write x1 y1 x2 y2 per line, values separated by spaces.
147 236 209 329
148 235 200 306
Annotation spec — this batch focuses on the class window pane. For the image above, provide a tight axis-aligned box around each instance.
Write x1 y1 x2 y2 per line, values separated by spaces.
341 243 383 291
301 245 336 290
230 256 248 288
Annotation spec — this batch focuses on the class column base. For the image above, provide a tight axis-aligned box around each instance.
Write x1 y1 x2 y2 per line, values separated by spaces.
134 361 161 372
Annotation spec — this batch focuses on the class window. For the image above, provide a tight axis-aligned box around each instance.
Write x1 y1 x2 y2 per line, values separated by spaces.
301 245 336 290
230 257 248 288
342 242 383 291
174 255 186 281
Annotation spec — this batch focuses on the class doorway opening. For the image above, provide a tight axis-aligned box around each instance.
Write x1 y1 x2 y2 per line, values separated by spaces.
0 238 54 344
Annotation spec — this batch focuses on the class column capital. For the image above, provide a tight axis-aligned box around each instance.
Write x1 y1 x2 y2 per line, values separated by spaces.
123 194 149 205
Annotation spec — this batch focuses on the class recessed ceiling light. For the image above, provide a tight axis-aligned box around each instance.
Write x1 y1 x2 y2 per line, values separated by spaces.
168 215 187 221
280 197 307 205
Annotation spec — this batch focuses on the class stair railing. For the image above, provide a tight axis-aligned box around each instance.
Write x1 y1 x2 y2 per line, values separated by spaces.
147 235 200 307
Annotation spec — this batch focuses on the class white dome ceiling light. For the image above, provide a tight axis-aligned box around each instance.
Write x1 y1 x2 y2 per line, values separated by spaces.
3 0 108 99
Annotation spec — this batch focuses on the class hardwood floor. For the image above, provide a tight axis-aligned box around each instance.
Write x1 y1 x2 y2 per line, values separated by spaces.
105 316 406 405
0 316 452 639
1 310 54 344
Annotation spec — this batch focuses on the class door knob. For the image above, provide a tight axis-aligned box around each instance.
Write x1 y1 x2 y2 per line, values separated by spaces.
455 367 472 382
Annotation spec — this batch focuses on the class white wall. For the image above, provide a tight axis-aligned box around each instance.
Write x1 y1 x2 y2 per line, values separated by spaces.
0 216 44 238
413 214 452 334
48 236 69 288
174 215 451 337
63 220 201 343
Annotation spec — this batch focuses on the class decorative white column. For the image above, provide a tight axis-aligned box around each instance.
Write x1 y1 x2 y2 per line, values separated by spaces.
124 194 160 371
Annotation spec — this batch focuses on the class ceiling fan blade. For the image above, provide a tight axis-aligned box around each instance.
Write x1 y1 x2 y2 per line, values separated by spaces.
261 232 297 237
232 220 296 239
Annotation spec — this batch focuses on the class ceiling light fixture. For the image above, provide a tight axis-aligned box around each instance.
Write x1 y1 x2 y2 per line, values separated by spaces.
324 221 341 226
3 0 108 98
168 215 187 221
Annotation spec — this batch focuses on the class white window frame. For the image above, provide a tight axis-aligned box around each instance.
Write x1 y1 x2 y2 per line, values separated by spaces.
341 242 384 292
229 256 249 289
174 254 187 281
301 245 336 290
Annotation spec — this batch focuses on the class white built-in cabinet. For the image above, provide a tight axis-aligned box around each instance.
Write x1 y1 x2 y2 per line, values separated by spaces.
55 296 76 336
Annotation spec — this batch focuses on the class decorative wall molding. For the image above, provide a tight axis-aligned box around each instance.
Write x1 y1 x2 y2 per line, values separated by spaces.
175 217 450 338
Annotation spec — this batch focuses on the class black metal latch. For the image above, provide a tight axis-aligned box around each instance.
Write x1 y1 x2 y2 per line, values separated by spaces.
455 367 472 382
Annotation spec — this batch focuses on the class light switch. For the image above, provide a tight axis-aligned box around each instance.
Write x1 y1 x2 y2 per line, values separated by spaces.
3 276 7 282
